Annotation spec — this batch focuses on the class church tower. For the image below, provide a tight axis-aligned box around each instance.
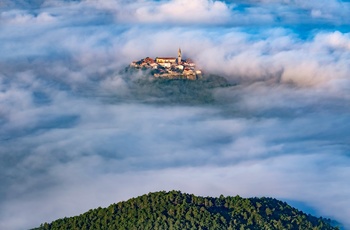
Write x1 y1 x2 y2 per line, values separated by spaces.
178 48 182 64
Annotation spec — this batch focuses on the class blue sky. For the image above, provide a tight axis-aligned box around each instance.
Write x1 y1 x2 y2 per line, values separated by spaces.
1 0 350 229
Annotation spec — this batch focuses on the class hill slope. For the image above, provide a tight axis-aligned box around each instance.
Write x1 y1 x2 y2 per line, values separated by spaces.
116 70 233 105
34 191 339 230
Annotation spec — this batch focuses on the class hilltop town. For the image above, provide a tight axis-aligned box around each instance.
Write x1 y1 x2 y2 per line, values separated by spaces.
130 48 202 80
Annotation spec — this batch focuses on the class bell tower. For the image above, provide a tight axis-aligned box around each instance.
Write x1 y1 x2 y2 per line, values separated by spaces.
178 48 182 64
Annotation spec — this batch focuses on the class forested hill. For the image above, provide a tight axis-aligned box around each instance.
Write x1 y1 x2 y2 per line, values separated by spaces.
34 191 339 230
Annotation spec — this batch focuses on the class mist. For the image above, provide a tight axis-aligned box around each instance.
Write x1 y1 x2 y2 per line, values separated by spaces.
1 0 350 229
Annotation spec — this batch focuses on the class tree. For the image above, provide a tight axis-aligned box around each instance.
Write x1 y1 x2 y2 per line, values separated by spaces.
33 191 339 230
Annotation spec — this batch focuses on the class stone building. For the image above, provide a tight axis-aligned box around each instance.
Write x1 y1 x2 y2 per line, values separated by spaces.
130 48 202 80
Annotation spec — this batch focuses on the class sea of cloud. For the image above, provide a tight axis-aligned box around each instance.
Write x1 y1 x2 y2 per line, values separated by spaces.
1 0 350 229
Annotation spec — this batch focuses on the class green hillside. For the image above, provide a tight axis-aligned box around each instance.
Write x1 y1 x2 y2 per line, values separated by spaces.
120 68 232 105
34 191 339 230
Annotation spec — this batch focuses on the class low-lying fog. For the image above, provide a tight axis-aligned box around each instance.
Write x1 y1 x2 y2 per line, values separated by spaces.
1 0 350 229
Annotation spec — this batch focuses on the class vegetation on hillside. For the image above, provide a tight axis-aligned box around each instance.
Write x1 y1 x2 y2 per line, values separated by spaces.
34 191 339 230
125 72 233 105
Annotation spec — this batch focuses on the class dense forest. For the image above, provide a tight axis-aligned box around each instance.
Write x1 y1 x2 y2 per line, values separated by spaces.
34 191 339 230
118 67 233 105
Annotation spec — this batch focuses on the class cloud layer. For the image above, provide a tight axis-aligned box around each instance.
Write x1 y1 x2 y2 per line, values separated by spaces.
1 0 350 229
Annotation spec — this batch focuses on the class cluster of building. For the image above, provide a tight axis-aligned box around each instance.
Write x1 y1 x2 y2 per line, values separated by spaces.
130 48 202 80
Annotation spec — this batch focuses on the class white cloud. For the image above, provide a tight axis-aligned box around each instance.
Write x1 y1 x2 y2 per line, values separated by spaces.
1 0 350 229
85 0 232 25
0 11 55 24
315 31 350 50
134 0 231 24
